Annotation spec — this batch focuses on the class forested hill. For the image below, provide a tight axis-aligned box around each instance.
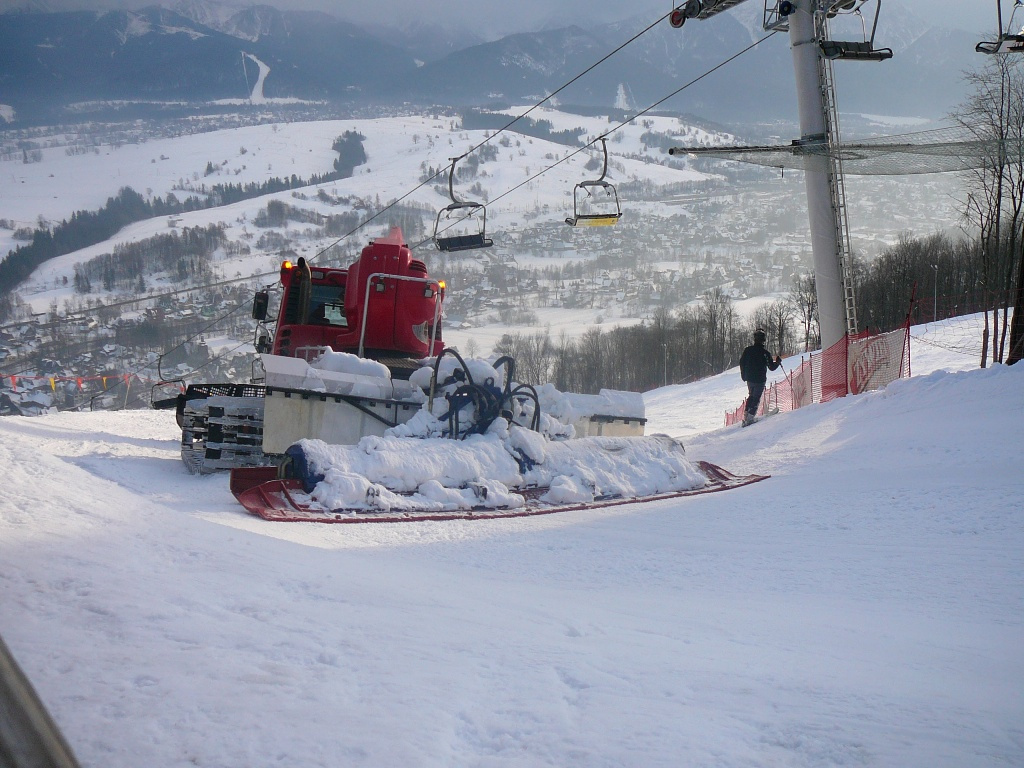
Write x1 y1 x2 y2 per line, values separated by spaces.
0 132 367 296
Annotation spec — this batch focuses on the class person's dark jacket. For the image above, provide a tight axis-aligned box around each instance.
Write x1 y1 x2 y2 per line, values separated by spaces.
739 342 781 383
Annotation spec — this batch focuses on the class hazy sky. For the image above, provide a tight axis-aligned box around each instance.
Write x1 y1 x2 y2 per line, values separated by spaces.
7 0 983 36
305 0 981 37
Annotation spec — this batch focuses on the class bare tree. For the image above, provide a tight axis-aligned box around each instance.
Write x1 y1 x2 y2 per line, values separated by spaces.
954 56 1024 366
788 273 819 352
698 288 737 372
752 299 796 356
492 332 554 386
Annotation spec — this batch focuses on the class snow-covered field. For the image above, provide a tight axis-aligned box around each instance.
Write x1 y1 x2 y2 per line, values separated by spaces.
1 111 711 311
2 317 1021 767
1 110 727 356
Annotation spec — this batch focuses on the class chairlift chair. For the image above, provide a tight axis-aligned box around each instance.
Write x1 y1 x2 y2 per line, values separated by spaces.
818 0 893 61
565 138 623 228
977 0 1024 54
433 156 494 252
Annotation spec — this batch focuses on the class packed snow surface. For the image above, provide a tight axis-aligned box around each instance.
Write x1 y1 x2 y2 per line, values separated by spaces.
1 322 1023 767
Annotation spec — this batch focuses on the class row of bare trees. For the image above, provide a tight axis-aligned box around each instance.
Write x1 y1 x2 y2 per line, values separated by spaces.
851 233 1001 334
953 56 1024 365
492 286 808 393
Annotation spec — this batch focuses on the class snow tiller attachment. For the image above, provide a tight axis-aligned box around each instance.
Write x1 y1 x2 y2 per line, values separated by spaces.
229 435 769 524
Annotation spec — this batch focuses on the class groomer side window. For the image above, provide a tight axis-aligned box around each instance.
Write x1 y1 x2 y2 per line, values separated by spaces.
310 284 347 326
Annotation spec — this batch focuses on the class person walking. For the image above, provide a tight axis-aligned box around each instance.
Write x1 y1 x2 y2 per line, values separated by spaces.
739 328 781 426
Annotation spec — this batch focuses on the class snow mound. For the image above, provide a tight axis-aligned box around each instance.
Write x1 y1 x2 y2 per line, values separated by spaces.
310 349 391 379
288 427 704 514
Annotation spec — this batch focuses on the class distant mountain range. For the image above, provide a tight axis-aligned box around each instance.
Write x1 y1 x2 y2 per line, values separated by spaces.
0 1 981 127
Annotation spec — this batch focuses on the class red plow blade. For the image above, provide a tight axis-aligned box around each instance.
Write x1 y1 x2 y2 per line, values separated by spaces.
230 462 769 524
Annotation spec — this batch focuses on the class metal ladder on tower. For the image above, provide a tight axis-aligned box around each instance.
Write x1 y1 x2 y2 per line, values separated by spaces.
816 10 859 337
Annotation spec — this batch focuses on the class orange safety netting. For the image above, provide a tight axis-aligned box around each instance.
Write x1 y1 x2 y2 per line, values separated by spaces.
725 323 911 426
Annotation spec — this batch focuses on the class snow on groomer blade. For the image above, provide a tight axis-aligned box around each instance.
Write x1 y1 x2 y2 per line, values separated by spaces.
230 426 769 523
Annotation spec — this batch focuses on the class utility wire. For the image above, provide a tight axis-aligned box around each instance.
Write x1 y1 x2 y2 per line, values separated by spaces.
421 30 779 249
151 299 253 376
0 271 278 335
0 289 253 377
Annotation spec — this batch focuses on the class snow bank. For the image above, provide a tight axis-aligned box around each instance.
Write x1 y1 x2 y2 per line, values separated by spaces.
310 348 391 379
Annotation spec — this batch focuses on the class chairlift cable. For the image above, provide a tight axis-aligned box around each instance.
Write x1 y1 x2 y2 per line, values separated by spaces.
305 8 678 260
419 30 780 249
438 11 676 165
8 27 776 381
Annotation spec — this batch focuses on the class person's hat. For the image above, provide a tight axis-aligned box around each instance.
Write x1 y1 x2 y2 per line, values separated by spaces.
753 328 766 342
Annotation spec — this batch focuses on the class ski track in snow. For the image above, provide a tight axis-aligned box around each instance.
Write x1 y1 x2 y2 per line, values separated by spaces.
1 325 1023 767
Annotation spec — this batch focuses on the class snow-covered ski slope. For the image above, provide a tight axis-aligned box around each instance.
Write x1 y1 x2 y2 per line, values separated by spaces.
1 315 1021 767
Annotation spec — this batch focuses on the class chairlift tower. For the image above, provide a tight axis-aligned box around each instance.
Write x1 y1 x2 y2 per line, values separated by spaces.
771 0 859 348
675 0 892 350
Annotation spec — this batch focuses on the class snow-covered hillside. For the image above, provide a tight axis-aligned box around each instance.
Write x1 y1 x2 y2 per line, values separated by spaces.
2 110 728 349
2 111 710 284
1 318 1021 767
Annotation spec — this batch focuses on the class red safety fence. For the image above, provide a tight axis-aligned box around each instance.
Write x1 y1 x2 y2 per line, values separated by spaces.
725 322 911 426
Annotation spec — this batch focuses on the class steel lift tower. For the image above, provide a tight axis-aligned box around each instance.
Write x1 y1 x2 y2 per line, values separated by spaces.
672 0 891 350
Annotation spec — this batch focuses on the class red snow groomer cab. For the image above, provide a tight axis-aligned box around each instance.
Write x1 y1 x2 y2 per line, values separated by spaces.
264 227 445 372
173 227 447 474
